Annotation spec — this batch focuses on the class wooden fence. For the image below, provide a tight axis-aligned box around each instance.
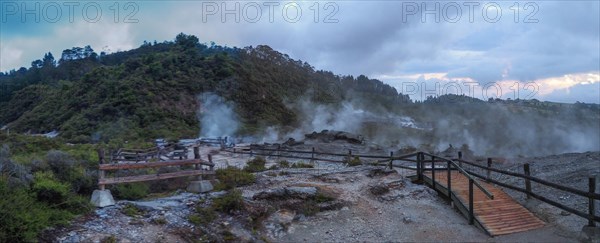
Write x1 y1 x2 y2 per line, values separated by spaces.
97 146 215 190
228 146 599 227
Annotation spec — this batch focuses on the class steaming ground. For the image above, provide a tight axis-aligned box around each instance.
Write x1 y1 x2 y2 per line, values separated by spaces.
196 93 599 158
50 135 598 242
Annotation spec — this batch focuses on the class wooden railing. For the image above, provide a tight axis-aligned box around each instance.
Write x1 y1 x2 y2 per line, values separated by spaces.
455 154 599 227
227 147 494 226
97 146 215 189
227 146 598 227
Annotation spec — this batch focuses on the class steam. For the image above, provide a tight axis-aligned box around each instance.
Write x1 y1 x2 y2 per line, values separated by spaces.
197 93 239 138
260 98 425 144
258 95 600 158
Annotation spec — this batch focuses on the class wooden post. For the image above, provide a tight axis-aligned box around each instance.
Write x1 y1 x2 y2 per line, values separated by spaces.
389 151 393 170
208 154 214 179
277 144 281 159
458 151 463 167
524 163 532 199
417 153 423 182
589 176 596 227
486 158 492 182
98 149 105 190
469 178 474 225
431 155 436 191
447 160 452 203
194 146 201 180
311 147 315 163
194 146 200 159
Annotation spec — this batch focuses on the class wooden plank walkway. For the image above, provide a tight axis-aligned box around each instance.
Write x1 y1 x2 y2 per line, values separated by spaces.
424 171 545 236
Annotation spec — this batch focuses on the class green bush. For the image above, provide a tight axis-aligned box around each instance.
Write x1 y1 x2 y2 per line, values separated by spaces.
243 156 266 173
189 206 217 225
277 160 290 168
215 167 256 190
122 204 142 217
344 156 362 166
45 150 97 195
213 189 244 214
291 162 314 168
0 179 72 242
112 182 150 200
32 171 70 204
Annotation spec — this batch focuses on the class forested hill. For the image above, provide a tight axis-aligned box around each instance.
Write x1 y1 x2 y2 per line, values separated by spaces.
0 33 410 142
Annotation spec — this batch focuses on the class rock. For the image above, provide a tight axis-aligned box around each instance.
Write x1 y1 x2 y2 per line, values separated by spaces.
283 138 304 147
187 180 213 193
369 183 390 196
253 188 287 200
208 191 227 198
367 168 398 178
304 130 364 144
253 187 317 200
403 217 413 224
286 187 318 198
264 209 297 238
90 190 116 208
560 211 571 216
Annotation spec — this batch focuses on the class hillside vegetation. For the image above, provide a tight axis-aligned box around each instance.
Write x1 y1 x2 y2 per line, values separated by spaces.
0 33 408 142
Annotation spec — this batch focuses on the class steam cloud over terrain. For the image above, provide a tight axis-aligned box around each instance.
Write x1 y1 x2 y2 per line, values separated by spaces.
256 95 600 158
197 93 239 138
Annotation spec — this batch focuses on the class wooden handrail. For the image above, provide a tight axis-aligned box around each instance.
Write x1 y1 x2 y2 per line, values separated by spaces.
227 146 598 225
465 168 600 222
457 159 600 200
421 152 494 200
99 159 213 170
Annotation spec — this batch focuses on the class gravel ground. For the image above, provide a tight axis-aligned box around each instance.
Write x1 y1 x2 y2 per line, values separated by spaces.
51 142 597 242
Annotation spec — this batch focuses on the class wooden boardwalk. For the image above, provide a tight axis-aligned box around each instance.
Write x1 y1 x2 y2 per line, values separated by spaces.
423 171 545 236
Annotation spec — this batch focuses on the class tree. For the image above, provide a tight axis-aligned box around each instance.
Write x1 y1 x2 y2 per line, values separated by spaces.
42 52 55 67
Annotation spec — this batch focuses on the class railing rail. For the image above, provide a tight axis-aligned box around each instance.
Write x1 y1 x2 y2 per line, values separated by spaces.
456 156 598 226
97 146 214 189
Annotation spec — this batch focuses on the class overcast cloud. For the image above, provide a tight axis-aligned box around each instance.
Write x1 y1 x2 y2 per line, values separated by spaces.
0 1 598 103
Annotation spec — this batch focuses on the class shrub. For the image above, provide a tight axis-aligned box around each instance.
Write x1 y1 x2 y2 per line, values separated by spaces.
122 204 142 217
45 150 96 194
243 156 266 173
32 171 70 204
112 182 150 200
189 206 216 225
344 156 362 167
291 162 314 168
0 179 72 242
151 217 167 225
213 189 244 214
215 167 255 190
46 150 76 176
277 160 290 168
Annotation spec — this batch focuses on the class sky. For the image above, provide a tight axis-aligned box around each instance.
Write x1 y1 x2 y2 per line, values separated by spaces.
1 1 599 103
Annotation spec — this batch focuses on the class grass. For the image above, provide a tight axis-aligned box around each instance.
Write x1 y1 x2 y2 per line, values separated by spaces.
344 156 362 166
291 162 314 168
243 156 266 172
213 189 244 214
122 204 143 217
214 167 256 190
278 160 290 168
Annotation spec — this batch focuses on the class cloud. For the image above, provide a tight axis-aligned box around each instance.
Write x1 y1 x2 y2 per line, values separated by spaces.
1 20 136 70
1 1 598 103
